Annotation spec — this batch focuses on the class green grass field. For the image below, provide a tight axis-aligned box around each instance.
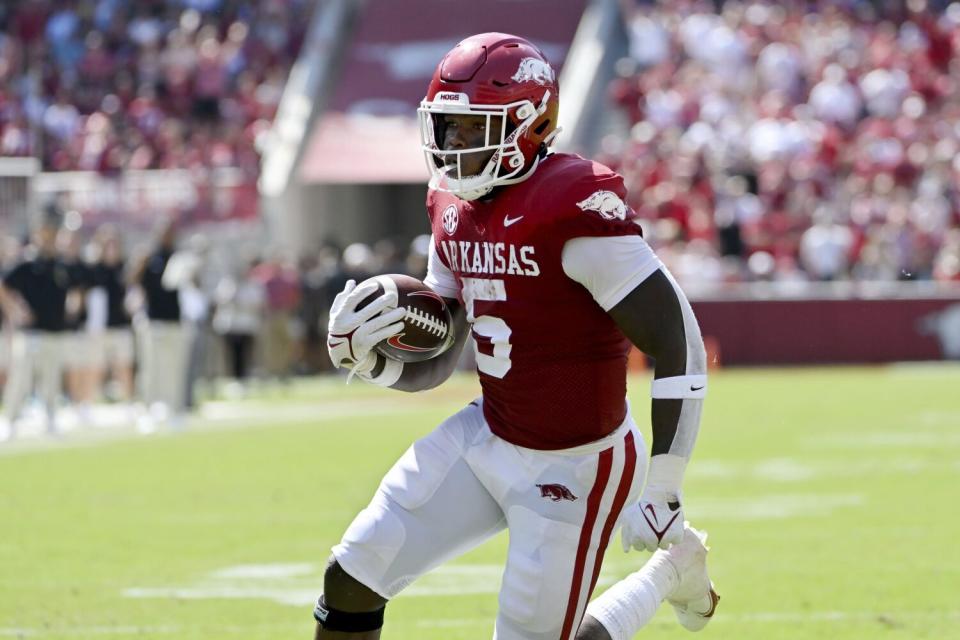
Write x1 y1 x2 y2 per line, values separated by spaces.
2 365 959 639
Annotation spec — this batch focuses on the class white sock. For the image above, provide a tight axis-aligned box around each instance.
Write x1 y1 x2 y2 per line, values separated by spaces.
584 554 679 640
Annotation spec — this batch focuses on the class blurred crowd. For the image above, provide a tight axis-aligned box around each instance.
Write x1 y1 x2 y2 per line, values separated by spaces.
0 215 431 441
604 0 960 285
0 0 313 174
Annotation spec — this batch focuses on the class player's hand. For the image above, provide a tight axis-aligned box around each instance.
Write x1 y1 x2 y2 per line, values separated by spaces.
622 453 687 552
620 496 685 552
327 279 406 371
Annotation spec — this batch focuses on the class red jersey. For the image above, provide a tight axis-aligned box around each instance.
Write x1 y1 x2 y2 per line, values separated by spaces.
427 153 644 450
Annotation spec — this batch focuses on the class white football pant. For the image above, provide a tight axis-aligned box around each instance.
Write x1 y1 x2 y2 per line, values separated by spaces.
332 399 647 640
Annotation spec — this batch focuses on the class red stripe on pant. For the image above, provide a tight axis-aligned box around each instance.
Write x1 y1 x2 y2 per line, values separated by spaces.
587 430 638 599
560 447 613 640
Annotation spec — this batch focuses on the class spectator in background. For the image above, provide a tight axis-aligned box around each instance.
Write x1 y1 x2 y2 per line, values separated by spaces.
85 225 135 403
0 235 25 391
57 224 97 420
250 251 301 383
212 256 264 395
799 206 855 281
296 252 329 375
166 233 215 411
340 242 377 283
934 229 960 282
405 234 431 279
130 218 186 430
315 243 350 373
0 223 81 440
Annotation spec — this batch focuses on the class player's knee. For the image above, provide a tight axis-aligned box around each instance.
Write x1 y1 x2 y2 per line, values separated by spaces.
323 557 386 611
315 559 388 634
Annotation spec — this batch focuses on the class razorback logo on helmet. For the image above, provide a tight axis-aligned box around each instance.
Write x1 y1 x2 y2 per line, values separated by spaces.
511 57 555 86
577 190 628 221
442 204 459 235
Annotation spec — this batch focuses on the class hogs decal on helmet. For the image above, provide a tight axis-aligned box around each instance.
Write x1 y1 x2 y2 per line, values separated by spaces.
419 33 561 201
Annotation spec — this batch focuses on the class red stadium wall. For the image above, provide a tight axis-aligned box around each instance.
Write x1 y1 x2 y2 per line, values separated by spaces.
692 297 960 365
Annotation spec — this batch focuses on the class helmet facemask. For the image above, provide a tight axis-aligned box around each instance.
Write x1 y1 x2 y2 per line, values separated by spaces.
419 92 552 201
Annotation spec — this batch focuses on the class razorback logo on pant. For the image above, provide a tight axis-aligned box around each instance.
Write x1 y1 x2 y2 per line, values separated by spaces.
537 483 578 502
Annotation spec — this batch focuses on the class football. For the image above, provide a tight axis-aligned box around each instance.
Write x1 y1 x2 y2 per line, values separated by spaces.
356 274 455 363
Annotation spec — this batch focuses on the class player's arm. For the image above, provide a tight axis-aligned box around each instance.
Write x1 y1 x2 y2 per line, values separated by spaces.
325 287 468 391
563 235 706 551
326 235 469 391
610 268 707 551
607 268 704 458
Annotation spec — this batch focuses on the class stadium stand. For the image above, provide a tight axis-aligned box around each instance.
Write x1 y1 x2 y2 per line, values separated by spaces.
0 0 314 175
604 0 960 287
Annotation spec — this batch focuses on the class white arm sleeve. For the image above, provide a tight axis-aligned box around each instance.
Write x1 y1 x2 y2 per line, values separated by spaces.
561 235 664 310
423 235 460 300
564 236 705 461
659 266 706 459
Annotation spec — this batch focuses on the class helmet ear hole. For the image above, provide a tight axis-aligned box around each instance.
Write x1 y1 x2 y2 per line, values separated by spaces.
534 119 550 135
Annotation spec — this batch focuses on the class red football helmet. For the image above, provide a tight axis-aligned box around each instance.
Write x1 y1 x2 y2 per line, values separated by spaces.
419 32 561 200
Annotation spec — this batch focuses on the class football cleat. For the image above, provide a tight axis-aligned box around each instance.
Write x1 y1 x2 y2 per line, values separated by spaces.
663 524 719 632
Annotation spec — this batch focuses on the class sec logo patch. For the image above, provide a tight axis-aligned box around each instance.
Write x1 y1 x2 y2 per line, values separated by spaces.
442 204 459 235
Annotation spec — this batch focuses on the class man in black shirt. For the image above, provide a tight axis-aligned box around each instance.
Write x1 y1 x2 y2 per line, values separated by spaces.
130 219 187 428
0 223 81 439
57 227 96 412
86 226 135 402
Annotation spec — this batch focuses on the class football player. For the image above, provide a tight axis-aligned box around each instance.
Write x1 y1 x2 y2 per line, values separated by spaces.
319 33 718 640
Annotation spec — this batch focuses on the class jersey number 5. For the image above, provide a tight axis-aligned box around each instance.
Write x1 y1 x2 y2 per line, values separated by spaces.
461 277 511 378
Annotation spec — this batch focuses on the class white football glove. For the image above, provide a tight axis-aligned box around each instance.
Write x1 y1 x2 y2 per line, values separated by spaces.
327 279 406 380
621 454 687 552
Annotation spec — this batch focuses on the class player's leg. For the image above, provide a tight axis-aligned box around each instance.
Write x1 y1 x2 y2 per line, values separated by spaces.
483 417 645 640
579 524 719 639
314 401 506 638
314 557 386 640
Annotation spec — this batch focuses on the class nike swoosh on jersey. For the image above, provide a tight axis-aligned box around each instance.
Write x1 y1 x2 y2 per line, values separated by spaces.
503 214 524 227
